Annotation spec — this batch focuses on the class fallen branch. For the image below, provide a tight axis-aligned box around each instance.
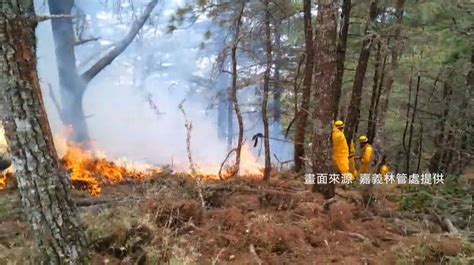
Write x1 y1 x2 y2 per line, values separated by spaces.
443 217 460 235
336 230 371 244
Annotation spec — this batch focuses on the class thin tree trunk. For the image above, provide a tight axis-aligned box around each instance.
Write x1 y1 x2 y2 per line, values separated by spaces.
416 120 423 173
406 73 421 175
402 68 413 174
262 0 273 181
0 1 89 262
368 52 387 142
344 0 378 144
373 0 406 152
367 42 381 142
311 0 338 199
294 0 313 172
272 20 282 127
230 2 245 176
334 0 351 119
48 0 90 144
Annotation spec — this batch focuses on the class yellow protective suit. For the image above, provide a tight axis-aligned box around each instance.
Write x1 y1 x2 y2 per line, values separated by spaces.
349 141 358 179
332 126 350 174
380 164 390 177
359 144 374 174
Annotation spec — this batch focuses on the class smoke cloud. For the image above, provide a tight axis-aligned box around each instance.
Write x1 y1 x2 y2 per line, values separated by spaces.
34 0 293 174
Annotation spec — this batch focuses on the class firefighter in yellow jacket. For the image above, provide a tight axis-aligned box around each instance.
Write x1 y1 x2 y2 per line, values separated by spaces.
332 121 350 177
358 135 374 174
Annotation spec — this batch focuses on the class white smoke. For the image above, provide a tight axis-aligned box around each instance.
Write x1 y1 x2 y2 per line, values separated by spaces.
34 0 292 173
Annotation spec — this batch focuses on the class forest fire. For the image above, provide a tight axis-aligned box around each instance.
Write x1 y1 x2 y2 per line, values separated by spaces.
62 144 160 196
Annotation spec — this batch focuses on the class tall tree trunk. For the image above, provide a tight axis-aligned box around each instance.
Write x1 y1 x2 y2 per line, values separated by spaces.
48 0 90 144
272 20 282 127
334 0 351 119
311 0 338 199
294 0 314 172
406 73 421 175
344 0 378 144
0 1 89 262
373 0 406 152
262 0 273 181
367 43 386 142
402 68 414 174
230 2 245 176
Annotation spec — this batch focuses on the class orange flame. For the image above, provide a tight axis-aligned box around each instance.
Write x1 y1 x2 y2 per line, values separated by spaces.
194 144 263 180
0 175 7 190
62 144 160 196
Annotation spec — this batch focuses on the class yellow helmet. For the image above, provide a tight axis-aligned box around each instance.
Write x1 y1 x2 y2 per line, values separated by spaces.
334 120 344 127
359 135 368 143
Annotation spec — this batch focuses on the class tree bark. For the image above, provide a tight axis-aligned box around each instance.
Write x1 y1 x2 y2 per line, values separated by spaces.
294 0 313 172
48 0 90 144
0 1 89 262
311 0 338 199
229 2 245 176
373 0 406 152
262 0 272 181
344 0 378 144
334 0 351 119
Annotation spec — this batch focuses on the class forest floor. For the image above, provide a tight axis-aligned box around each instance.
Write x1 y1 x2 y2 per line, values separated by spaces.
0 171 473 264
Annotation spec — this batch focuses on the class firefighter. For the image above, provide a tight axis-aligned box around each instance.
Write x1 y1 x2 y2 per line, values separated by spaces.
332 121 351 178
358 135 374 174
380 164 390 177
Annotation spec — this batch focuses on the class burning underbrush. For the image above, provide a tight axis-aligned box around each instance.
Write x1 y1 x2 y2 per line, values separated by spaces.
61 145 162 196
0 141 264 195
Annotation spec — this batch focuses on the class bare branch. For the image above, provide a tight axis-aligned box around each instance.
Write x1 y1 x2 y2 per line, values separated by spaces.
74 37 100 46
179 100 205 208
81 0 159 84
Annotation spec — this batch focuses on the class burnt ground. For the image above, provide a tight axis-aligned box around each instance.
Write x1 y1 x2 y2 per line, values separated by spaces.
0 172 472 264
